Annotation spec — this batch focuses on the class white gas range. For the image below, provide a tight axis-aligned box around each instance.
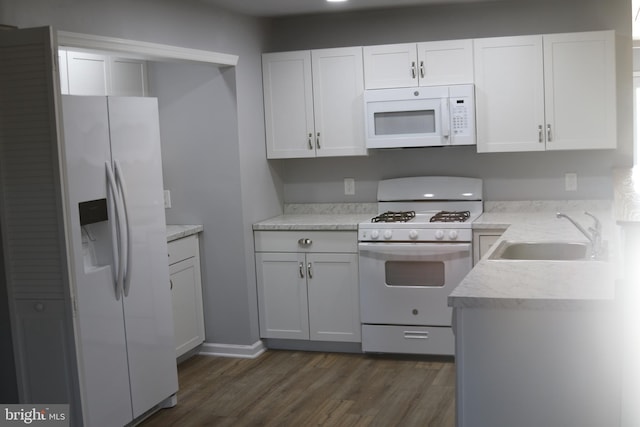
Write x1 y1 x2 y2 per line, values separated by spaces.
358 176 482 355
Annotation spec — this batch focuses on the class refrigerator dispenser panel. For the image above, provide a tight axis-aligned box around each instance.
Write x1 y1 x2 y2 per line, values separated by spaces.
79 198 108 226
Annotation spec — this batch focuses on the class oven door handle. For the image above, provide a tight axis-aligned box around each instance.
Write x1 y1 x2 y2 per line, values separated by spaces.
358 242 471 257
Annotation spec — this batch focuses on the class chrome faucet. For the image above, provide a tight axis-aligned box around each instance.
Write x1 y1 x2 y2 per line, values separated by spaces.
556 211 602 259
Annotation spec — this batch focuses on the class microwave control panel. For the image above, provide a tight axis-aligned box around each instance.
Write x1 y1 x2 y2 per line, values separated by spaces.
448 87 476 146
451 98 472 135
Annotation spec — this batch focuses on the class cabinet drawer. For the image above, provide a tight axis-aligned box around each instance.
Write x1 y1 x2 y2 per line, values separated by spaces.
168 235 198 265
362 324 454 356
254 230 357 253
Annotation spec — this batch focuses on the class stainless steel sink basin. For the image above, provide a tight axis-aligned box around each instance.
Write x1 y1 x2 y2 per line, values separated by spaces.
489 241 597 261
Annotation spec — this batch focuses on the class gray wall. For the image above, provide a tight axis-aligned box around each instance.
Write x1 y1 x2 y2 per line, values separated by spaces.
0 0 279 347
148 62 251 345
268 0 633 203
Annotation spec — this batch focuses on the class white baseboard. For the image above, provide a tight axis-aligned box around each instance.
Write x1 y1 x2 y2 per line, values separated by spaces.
198 340 265 359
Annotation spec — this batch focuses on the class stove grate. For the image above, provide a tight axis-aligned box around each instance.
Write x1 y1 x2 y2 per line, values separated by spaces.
371 211 416 223
430 210 471 223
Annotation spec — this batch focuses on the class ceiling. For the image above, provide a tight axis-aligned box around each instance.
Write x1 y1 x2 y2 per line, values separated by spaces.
200 0 497 17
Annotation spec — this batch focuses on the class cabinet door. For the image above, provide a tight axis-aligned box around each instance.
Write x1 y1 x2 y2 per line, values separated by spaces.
417 39 474 86
255 252 310 340
12 300 79 406
543 31 616 150
263 51 316 159
66 50 109 95
307 253 360 342
474 35 545 153
170 256 205 357
473 233 502 265
110 57 148 96
58 49 69 94
363 43 418 89
311 47 366 157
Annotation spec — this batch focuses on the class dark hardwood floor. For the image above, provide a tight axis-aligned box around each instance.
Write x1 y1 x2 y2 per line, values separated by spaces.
139 350 456 426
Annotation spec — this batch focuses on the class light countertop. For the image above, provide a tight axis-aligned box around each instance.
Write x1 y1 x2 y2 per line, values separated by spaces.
166 224 203 242
450 207 619 310
252 202 619 310
252 213 372 231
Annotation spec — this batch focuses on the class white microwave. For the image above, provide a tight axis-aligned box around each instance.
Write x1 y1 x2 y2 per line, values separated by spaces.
364 84 476 149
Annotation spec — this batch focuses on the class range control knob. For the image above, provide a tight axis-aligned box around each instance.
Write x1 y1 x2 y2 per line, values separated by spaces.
383 230 393 240
408 229 419 240
448 230 458 240
434 230 445 240
370 230 380 240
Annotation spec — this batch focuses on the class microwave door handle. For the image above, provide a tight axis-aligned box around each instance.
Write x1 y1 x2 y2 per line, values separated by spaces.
441 98 450 143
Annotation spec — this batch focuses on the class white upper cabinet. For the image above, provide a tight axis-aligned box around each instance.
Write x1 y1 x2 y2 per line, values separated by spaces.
110 57 148 96
474 30 616 153
58 50 69 94
60 49 148 97
262 47 366 159
542 31 616 151
363 39 473 89
263 51 316 159
66 50 110 95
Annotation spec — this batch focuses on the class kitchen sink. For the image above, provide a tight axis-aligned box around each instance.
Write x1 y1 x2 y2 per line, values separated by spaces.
488 241 601 261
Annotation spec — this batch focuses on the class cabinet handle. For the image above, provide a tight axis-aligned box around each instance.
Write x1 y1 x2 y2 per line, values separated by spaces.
308 133 313 150
299 262 305 278
404 331 429 340
547 124 552 142
419 60 425 78
316 132 320 149
298 238 312 246
170 279 173 290
538 125 543 143
411 61 416 79
307 262 313 279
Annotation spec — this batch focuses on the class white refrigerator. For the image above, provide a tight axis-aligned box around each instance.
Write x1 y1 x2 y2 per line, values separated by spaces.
61 95 178 426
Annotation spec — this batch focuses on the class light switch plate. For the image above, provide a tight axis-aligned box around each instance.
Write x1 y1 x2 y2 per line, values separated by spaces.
565 173 577 191
344 178 355 195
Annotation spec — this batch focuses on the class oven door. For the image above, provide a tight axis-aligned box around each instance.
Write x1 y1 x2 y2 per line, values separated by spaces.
358 242 471 326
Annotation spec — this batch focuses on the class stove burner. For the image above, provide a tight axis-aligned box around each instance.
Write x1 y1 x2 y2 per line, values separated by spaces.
371 211 416 223
430 210 471 223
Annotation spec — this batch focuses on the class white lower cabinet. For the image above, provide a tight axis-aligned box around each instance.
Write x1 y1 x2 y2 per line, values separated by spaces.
254 231 360 342
455 307 620 426
168 234 205 357
473 228 507 265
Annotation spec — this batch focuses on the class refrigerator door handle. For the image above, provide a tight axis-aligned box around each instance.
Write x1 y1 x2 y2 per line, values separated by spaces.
106 161 125 300
114 159 133 297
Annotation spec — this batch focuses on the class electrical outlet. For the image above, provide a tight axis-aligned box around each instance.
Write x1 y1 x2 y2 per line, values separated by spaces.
344 178 355 195
565 173 577 192
164 190 172 208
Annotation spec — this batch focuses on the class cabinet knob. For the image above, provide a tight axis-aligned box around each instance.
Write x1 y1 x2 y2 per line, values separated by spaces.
34 302 45 312
298 238 312 247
